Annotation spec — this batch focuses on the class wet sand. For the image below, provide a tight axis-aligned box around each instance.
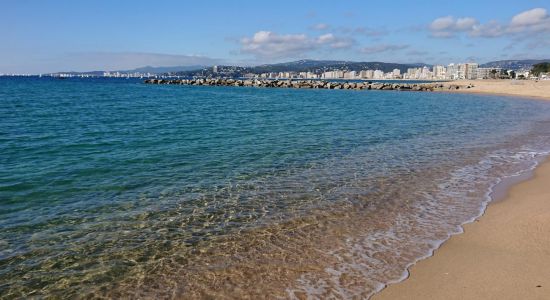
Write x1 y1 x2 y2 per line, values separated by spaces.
373 158 550 300
443 79 550 100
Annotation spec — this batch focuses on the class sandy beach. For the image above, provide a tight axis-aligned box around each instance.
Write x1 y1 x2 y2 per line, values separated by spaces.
374 158 550 300
443 79 550 100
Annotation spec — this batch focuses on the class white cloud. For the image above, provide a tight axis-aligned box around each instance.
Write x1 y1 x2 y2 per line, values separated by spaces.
455 17 478 30
429 7 550 38
317 33 335 43
316 33 355 49
329 39 355 49
361 44 409 54
240 31 354 59
240 31 313 58
430 16 456 31
509 8 550 33
429 16 479 37
311 23 330 30
470 21 505 37
511 8 547 27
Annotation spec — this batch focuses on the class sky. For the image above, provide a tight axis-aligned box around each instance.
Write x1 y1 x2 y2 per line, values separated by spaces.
2 0 550 73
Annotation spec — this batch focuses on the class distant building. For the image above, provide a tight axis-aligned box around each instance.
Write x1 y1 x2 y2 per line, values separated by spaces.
306 72 318 79
359 70 374 79
433 65 446 80
322 71 336 79
406 67 421 79
446 63 459 80
344 71 357 79
476 67 501 79
392 69 401 78
458 63 478 80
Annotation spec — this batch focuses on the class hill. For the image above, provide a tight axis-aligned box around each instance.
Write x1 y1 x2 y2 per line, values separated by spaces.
173 60 429 77
480 59 550 70
531 62 550 76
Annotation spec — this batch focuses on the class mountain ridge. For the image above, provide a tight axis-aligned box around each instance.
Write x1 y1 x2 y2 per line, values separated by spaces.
480 59 550 70
172 60 431 77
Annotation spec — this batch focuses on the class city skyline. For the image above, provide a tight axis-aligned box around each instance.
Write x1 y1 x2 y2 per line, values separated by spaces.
2 0 550 73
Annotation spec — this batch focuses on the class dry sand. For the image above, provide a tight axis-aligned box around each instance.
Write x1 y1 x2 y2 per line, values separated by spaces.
442 79 550 100
373 159 550 300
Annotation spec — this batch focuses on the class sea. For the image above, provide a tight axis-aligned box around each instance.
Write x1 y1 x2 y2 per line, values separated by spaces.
2 76 550 299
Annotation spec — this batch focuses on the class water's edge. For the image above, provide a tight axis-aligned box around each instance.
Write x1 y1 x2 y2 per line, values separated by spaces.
370 152 550 299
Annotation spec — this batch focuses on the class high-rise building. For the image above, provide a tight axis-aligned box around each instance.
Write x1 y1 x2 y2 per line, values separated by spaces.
446 63 459 80
322 71 336 79
476 68 501 79
406 67 422 79
457 63 478 80
420 66 432 79
344 71 357 79
306 72 318 79
366 70 374 79
392 69 401 78
464 63 478 80
433 65 446 80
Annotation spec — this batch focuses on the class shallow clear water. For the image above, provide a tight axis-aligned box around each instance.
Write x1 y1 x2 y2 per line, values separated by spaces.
1 77 550 298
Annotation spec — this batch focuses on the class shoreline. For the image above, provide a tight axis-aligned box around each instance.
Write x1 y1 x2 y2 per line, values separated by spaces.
373 156 550 300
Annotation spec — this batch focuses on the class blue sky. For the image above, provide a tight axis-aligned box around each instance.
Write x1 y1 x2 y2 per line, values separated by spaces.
2 0 550 73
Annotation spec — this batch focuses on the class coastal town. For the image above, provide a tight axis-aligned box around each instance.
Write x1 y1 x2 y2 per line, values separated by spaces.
2 60 548 81
238 63 530 80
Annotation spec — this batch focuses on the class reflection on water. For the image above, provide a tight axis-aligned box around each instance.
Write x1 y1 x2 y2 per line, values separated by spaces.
1 77 550 298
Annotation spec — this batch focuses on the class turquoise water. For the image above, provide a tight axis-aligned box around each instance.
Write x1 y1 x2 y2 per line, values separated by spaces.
2 77 550 298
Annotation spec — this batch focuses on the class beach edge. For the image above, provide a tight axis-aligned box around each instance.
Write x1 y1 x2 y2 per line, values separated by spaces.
372 157 550 300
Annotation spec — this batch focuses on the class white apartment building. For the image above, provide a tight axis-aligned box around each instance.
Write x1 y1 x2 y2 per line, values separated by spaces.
322 71 344 79
458 63 478 80
344 71 357 79
420 67 432 79
446 64 459 80
306 72 318 79
359 70 374 79
392 69 401 78
476 67 501 79
433 65 446 80
405 68 420 79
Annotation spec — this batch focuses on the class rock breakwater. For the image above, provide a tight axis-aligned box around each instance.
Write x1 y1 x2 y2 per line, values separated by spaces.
144 78 470 92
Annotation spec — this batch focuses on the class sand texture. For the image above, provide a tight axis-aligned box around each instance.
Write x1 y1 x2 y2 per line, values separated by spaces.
443 79 550 100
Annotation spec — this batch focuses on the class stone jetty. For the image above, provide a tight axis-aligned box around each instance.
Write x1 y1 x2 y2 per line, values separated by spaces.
144 78 469 92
